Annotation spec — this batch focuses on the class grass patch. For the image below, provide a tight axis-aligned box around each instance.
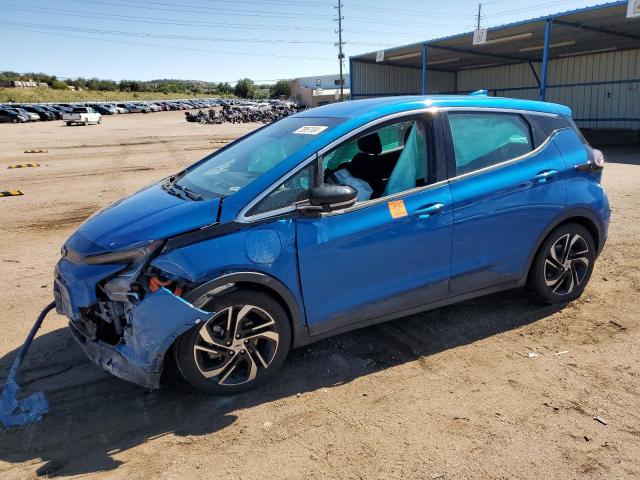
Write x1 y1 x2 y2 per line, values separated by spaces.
0 88 228 104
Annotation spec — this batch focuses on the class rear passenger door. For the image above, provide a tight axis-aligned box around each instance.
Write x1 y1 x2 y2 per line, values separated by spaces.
443 109 566 295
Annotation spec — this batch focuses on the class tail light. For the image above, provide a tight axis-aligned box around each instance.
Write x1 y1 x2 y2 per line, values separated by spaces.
591 148 605 169
577 146 605 172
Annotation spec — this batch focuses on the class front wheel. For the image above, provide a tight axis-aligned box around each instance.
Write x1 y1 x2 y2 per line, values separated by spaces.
175 289 291 394
527 223 596 303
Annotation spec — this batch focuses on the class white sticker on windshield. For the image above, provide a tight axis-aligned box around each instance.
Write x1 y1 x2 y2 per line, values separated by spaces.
293 125 328 135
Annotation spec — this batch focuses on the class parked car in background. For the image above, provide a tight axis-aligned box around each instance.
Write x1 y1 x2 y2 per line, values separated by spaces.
88 104 117 115
40 105 65 119
62 106 102 126
0 108 29 123
20 105 56 121
133 103 151 113
6 107 39 121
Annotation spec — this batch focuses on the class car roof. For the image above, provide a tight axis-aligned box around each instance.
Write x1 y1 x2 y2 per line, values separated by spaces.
294 95 572 119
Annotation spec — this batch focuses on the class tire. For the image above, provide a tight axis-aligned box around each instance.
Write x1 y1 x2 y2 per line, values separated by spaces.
66 121 72 126
98 117 102 124
175 289 291 395
11 118 17 123
84 119 89 126
527 223 596 304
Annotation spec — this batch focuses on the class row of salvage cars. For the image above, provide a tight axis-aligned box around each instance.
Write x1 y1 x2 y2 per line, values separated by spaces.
0 99 223 123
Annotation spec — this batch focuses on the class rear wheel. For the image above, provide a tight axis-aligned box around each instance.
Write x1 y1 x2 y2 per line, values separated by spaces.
175 289 291 395
527 223 595 303
11 118 17 123
84 119 89 126
66 121 72 126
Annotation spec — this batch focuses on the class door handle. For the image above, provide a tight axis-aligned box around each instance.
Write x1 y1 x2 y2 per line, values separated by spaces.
413 202 445 219
533 169 558 183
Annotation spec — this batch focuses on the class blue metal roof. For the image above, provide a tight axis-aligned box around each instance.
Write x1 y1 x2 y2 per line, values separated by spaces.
296 95 572 119
352 1 628 61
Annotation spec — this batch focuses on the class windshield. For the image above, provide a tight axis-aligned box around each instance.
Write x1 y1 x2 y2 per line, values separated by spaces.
175 116 340 198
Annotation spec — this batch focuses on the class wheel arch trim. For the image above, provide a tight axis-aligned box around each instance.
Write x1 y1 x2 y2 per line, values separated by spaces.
522 207 604 286
184 271 309 347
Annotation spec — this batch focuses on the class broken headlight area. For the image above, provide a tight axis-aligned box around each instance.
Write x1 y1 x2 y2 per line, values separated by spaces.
83 239 164 265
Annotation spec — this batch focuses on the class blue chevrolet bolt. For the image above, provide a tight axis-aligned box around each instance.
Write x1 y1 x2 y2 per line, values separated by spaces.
54 95 610 394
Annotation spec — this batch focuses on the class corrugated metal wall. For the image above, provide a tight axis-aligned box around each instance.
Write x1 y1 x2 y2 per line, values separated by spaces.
352 49 640 130
351 61 455 97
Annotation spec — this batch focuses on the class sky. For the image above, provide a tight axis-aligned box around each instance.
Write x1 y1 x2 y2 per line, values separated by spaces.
0 0 616 84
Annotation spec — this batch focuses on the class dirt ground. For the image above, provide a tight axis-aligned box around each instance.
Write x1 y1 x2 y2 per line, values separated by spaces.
0 111 638 479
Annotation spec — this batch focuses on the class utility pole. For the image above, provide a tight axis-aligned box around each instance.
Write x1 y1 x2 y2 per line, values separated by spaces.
477 3 482 30
334 2 345 101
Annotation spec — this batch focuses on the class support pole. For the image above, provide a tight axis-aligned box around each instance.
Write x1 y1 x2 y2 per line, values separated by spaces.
422 44 428 95
540 18 553 101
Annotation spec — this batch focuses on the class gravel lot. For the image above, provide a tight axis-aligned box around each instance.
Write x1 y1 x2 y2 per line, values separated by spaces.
0 111 638 479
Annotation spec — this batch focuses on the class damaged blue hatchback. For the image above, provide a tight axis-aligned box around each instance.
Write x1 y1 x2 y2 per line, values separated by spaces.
54 95 610 394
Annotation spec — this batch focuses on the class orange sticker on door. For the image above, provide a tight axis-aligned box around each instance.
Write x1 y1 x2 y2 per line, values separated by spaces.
387 199 408 219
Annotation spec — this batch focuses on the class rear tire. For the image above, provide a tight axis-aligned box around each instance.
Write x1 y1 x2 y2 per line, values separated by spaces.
66 121 72 126
84 119 89 126
527 223 596 304
11 118 17 123
175 289 291 395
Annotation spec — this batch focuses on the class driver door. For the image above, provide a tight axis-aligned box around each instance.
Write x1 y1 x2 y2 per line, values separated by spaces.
296 113 453 336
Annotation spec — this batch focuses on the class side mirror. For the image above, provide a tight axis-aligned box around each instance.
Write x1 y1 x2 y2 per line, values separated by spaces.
300 185 358 214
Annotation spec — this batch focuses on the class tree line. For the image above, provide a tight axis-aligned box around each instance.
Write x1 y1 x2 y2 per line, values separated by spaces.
0 72 291 99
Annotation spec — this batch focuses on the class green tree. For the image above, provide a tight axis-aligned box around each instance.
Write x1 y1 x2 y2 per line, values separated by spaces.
269 79 291 99
234 78 255 99
51 79 68 90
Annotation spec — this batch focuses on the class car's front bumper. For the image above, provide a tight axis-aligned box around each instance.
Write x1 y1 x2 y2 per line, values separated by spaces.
55 258 210 389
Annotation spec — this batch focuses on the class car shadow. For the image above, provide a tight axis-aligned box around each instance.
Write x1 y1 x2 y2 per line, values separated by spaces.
0 289 562 477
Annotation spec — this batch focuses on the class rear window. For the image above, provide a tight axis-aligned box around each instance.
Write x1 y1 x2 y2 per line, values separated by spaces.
448 112 533 176
72 107 88 113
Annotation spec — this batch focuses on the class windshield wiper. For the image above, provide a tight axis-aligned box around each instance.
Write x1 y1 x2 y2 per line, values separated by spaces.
167 182 203 201
181 186 203 201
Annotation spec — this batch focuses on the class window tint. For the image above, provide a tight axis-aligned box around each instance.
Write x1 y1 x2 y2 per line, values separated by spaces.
533 114 572 138
448 113 533 176
248 163 315 216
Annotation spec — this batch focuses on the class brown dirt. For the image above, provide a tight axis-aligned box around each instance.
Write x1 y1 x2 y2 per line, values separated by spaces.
0 111 638 479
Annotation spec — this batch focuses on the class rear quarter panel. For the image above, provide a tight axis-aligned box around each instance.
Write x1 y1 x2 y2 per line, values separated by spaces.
551 129 611 242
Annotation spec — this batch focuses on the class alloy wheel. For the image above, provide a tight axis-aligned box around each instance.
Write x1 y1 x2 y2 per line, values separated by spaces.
193 305 280 385
544 233 590 296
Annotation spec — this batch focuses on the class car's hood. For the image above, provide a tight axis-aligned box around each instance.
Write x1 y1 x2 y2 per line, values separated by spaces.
65 183 220 255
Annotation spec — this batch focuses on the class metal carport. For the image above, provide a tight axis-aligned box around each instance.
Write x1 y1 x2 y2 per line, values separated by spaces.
350 1 640 132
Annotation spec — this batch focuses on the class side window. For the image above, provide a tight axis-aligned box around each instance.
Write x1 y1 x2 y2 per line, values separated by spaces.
247 163 315 216
322 119 431 202
448 113 533 176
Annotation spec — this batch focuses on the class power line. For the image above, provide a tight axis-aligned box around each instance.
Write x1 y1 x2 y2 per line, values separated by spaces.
0 20 394 46
73 0 334 19
0 3 334 32
1 25 336 61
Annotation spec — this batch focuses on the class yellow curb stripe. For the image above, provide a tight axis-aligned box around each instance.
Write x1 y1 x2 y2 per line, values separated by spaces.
24 149 48 153
7 163 40 169
0 191 24 197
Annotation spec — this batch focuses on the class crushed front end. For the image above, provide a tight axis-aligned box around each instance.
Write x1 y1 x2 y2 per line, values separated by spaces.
54 240 208 389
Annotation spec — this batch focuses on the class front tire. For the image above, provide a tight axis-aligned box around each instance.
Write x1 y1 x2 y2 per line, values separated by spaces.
527 223 596 303
175 289 291 395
